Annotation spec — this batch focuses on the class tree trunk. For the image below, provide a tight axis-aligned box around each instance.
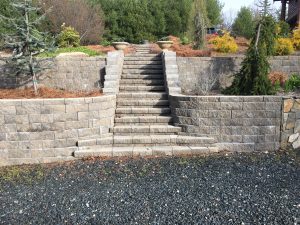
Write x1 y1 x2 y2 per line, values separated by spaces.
280 0 287 21
25 0 38 95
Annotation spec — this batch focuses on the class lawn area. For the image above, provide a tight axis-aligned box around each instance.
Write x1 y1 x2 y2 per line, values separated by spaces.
0 152 299 224
38 46 103 58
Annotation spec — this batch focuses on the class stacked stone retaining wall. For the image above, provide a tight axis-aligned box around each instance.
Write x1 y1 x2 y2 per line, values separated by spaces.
169 95 282 152
0 56 106 91
281 97 300 149
0 95 116 166
177 56 300 95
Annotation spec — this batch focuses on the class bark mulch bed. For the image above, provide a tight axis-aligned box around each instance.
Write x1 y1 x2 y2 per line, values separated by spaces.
0 87 102 99
150 35 250 57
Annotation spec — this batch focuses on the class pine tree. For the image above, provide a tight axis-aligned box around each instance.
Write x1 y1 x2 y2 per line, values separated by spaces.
223 15 276 95
205 0 224 26
0 0 54 95
232 7 255 39
256 0 272 16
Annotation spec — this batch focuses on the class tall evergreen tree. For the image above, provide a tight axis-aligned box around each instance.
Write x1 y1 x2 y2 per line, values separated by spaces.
0 0 55 94
223 15 276 95
256 0 272 16
232 7 255 39
0 0 17 47
205 0 224 26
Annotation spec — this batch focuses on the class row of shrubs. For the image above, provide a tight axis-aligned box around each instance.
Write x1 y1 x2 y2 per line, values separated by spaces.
204 27 300 55
269 72 300 93
275 28 300 55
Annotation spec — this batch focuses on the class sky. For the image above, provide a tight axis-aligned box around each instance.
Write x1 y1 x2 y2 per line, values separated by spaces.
220 0 281 16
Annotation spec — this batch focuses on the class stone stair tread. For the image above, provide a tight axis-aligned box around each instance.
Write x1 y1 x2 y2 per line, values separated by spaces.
117 92 168 99
75 145 219 158
119 86 165 92
115 115 173 124
116 107 170 115
125 57 161 61
122 69 163 74
126 54 160 57
122 74 164 79
120 80 164 85
123 61 162 65
123 65 163 69
117 99 169 106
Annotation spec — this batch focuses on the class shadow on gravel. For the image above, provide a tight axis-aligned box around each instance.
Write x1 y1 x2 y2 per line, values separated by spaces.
0 151 299 225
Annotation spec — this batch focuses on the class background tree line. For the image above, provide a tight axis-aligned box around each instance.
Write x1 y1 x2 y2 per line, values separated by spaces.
0 0 223 45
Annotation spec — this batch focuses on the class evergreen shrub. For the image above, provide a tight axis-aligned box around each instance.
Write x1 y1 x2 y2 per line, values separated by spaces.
57 26 80 48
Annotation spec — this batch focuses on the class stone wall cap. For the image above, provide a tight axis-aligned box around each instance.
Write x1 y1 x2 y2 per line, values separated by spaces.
56 52 89 58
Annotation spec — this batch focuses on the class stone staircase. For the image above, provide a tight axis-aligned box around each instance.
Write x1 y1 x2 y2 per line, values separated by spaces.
75 45 218 157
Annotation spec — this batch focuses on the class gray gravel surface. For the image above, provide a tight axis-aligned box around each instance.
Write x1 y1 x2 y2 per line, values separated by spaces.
0 152 299 225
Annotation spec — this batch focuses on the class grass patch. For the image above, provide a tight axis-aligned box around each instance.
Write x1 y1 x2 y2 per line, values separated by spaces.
0 164 45 187
38 46 102 58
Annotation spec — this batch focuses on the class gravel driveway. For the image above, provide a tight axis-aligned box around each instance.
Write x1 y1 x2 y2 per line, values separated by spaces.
0 152 299 225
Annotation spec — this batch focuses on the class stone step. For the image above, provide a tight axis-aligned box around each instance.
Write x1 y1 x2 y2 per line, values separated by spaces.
125 56 161 61
126 54 160 57
115 107 170 115
111 125 181 134
112 135 216 146
119 85 165 92
117 99 169 107
122 69 163 74
75 145 219 158
123 61 162 65
120 79 164 85
77 135 217 148
115 116 173 124
123 65 163 69
117 92 168 99
121 74 163 79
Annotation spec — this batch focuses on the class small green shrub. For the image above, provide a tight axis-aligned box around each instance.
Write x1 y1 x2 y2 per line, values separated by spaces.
284 74 300 92
275 38 295 55
276 21 290 37
100 38 111 46
180 36 190 45
272 80 282 93
57 26 80 48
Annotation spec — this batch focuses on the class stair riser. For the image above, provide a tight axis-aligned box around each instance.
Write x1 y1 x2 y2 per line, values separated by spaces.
117 93 168 99
120 80 164 85
121 75 164 80
119 86 165 92
123 70 163 74
125 57 161 61
111 128 181 133
123 65 163 69
117 100 169 106
116 108 170 115
78 138 216 147
115 118 172 124
123 61 162 65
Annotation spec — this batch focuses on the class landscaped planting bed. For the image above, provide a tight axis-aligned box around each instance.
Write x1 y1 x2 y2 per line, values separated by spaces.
0 87 102 99
0 152 299 224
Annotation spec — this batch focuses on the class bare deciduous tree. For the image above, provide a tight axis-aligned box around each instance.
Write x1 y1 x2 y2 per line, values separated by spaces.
221 9 236 30
195 72 218 95
39 0 104 44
